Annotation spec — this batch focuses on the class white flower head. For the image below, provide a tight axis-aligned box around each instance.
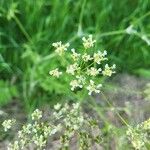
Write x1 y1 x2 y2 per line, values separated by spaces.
50 124 62 135
72 102 80 109
31 109 42 120
142 118 150 130
86 80 102 95
126 127 145 150
22 124 32 134
70 79 83 91
8 141 19 150
52 41 70 56
102 64 116 76
71 48 81 61
49 68 62 78
33 135 46 148
2 119 16 132
76 75 86 84
87 67 101 76
66 63 80 75
82 35 96 49
70 75 86 91
43 125 51 137
93 50 108 64
54 103 61 110
82 53 93 62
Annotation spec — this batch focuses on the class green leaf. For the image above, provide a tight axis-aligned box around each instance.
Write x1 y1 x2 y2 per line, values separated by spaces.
134 69 150 79
0 80 18 106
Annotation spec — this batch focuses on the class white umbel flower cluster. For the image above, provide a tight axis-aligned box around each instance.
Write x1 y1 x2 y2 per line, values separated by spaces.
2 119 16 132
49 68 62 78
87 67 101 76
52 41 70 56
93 50 107 64
8 141 19 150
70 79 84 91
86 80 102 95
71 48 81 61
82 35 96 49
54 103 61 110
82 53 93 62
31 109 42 120
66 63 80 75
102 64 116 76
127 118 150 150
70 75 86 92
50 35 116 95
3 103 102 150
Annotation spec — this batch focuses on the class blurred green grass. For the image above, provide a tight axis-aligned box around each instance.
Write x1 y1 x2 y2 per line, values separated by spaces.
0 0 150 110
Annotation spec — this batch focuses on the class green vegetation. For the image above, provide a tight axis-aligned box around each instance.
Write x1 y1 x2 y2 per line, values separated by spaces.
0 0 150 149
0 0 150 110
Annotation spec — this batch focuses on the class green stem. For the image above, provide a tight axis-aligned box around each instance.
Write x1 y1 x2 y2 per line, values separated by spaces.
98 30 126 38
81 61 95 71
40 53 57 62
13 15 32 42
133 11 150 25
88 96 113 126
77 0 87 36
101 92 129 127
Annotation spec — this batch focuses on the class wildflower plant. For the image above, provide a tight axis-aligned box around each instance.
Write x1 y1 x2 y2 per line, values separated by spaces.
1 35 116 150
2 103 102 150
126 118 150 150
49 35 116 97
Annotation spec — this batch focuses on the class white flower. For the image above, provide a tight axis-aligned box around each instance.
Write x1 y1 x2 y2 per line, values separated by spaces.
102 64 116 76
33 135 46 148
8 141 19 150
52 41 70 55
70 75 86 91
31 109 42 120
49 68 62 78
142 118 150 130
125 25 137 34
71 48 81 61
86 67 101 76
51 124 62 135
54 103 61 110
2 119 16 132
76 75 86 84
93 50 108 64
82 53 93 62
86 80 102 95
70 79 83 91
32 122 41 133
72 102 80 109
53 111 62 120
22 124 32 134
43 126 51 137
82 35 96 49
20 138 27 149
66 63 80 75
126 128 144 150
